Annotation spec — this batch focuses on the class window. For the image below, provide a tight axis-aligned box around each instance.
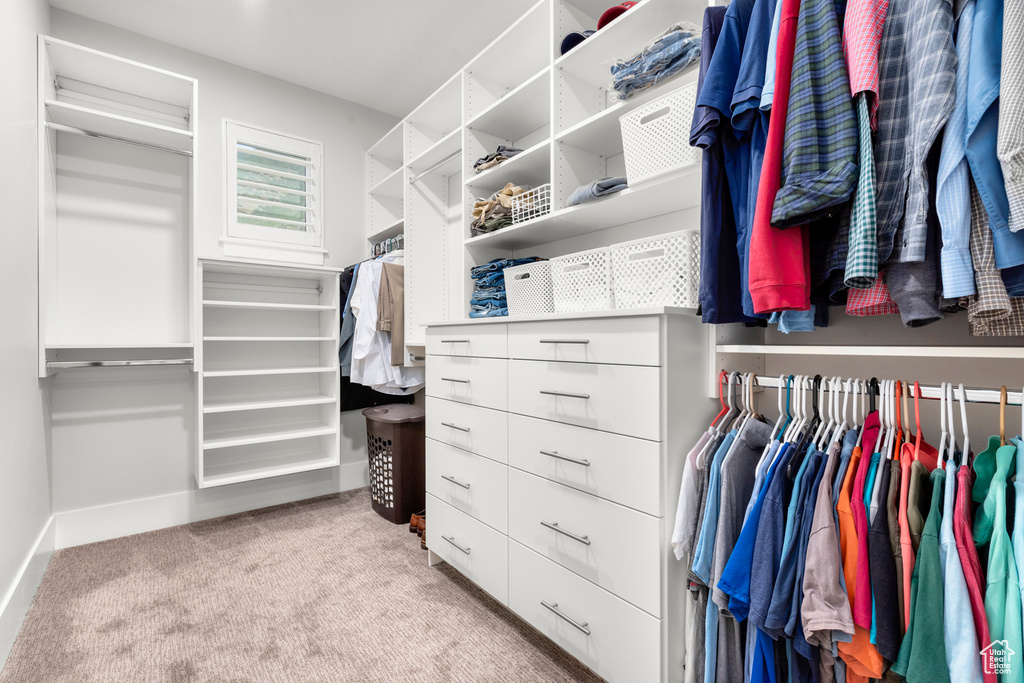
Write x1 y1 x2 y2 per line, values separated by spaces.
224 121 324 263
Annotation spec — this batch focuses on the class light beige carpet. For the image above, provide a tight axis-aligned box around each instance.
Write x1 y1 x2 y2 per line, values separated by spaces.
1 489 602 683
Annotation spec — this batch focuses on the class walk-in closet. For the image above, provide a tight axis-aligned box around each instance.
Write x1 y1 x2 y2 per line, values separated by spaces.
3 0 1024 681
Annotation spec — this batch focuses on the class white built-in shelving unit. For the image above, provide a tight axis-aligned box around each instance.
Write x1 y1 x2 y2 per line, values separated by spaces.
365 0 706 366
195 259 341 488
37 36 197 377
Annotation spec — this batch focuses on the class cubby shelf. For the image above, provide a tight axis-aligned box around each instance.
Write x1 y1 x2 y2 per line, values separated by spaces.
202 366 337 378
202 337 335 342
408 129 462 178
45 342 193 349
367 218 405 243
464 162 701 249
202 300 334 311
367 166 404 199
203 422 337 450
466 139 551 190
203 396 336 414
465 68 551 141
202 455 338 488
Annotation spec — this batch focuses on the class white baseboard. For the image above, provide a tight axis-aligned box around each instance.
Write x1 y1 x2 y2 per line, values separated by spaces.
55 461 369 549
0 516 55 668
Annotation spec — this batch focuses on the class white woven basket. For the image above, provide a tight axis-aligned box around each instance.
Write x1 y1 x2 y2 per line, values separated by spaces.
551 247 615 313
610 229 700 309
620 82 701 186
505 261 554 317
511 183 552 224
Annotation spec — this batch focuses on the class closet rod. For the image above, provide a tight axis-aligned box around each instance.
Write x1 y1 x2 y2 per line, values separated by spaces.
408 150 460 184
46 121 193 157
46 358 193 369
744 374 1023 406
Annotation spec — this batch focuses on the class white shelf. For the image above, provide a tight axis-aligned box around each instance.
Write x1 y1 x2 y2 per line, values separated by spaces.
202 454 337 488
202 300 334 311
368 166 404 199
407 129 462 177
46 100 193 153
45 342 193 350
203 366 337 378
464 163 700 249
407 73 462 138
466 139 551 190
203 395 336 414
556 70 699 156
466 68 551 141
367 121 404 167
555 0 701 87
425 305 694 326
202 336 334 342
203 422 337 450
367 218 405 243
716 345 1024 359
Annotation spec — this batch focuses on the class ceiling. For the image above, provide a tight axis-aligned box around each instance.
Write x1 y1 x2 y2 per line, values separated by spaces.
49 0 539 118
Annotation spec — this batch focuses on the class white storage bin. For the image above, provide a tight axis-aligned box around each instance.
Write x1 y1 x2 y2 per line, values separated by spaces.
611 229 700 309
511 183 552 224
551 248 615 313
619 83 701 186
505 261 554 317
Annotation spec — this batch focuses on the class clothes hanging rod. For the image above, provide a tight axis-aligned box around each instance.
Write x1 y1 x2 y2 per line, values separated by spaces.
46 121 193 157
46 358 193 369
408 150 460 184
739 374 1023 407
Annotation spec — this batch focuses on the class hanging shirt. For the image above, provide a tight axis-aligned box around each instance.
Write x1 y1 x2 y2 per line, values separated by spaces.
673 429 712 561
843 95 880 290
788 448 831 658
940 455 984 683
886 456 906 635
748 0 812 314
761 0 786 110
936 0 978 298
956 462 997 681
892 468 951 683
851 412 881 628
1000 0 1024 233
965 182 1024 337
1014 438 1024 620
867 459 900 662
692 429 739 583
749 444 800 629
842 0 888 124
693 7 754 325
973 438 1024 682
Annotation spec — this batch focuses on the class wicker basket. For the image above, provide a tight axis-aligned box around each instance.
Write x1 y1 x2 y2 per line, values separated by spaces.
551 247 615 313
619 82 701 186
505 261 554 317
610 229 700 309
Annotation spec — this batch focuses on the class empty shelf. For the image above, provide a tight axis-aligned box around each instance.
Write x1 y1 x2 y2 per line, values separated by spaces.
407 129 462 177
368 166 404 199
201 454 337 488
202 336 334 342
367 218 405 243
203 422 337 450
466 68 550 141
203 395 336 414
203 366 337 378
202 300 334 311
46 99 193 154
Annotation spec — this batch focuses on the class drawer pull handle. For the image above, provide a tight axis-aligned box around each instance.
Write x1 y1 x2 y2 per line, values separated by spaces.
540 390 590 400
541 520 591 546
539 339 590 345
441 377 471 384
442 535 471 555
440 339 470 344
441 474 471 489
541 601 591 636
441 422 471 433
540 450 591 467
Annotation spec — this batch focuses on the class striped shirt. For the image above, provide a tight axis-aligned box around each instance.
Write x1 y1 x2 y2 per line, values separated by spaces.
999 0 1024 233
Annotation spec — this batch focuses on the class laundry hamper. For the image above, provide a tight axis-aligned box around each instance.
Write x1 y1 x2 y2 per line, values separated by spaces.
611 229 701 308
504 261 554 316
619 82 701 186
362 404 426 524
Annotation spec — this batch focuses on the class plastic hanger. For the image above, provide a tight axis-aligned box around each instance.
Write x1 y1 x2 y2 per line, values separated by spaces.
937 381 948 471
945 382 959 468
958 383 971 464
873 379 888 456
1000 385 1007 446
780 375 795 440
833 377 852 447
783 375 801 444
710 370 729 430
812 375 829 448
769 374 788 442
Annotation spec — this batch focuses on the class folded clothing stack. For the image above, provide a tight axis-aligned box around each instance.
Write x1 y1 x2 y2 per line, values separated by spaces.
610 22 701 100
473 145 524 173
568 176 628 206
469 257 543 318
471 183 528 236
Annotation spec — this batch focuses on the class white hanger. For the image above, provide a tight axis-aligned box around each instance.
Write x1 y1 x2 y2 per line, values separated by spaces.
937 381 948 471
811 377 830 448
769 374 787 442
832 377 851 447
873 379 888 456
946 382 958 465
785 375 804 443
883 379 897 460
958 383 970 461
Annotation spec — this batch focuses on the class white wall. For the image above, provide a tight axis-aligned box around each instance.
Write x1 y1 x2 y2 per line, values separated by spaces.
44 11 398 548
0 0 55 667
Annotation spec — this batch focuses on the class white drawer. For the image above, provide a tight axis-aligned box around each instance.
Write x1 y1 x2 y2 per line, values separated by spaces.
426 324 507 358
427 440 508 533
509 540 661 683
427 495 508 605
508 360 660 440
508 317 661 366
508 468 661 616
508 414 662 517
426 356 507 411
425 397 508 463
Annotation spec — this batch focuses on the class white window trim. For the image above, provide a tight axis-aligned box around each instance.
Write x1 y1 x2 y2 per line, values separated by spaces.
223 119 326 264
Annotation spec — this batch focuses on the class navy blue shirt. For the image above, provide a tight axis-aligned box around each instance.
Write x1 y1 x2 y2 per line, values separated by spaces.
748 444 799 630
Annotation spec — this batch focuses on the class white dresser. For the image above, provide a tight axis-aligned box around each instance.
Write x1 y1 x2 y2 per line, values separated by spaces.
424 309 707 683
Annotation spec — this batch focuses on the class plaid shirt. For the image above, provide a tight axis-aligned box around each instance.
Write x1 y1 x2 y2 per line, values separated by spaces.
844 94 879 288
965 181 1024 335
770 0 859 227
846 276 900 315
1000 0 1024 233
935 0 977 298
876 0 956 265
842 0 888 126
